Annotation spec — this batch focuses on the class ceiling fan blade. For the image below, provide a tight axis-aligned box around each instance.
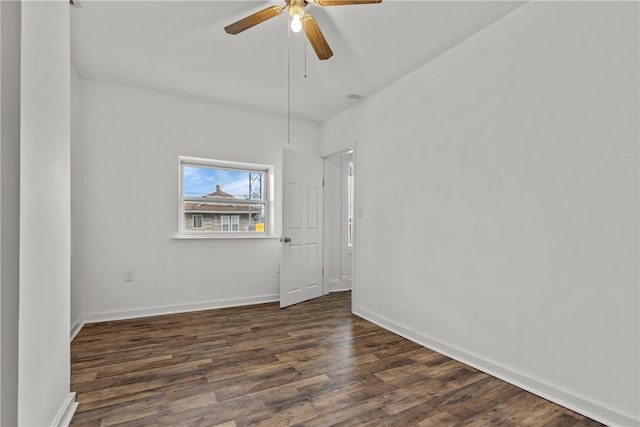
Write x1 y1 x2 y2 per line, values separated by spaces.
303 15 333 60
224 6 284 35
313 0 381 6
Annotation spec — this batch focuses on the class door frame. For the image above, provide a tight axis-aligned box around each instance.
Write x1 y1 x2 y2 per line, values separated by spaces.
322 146 357 300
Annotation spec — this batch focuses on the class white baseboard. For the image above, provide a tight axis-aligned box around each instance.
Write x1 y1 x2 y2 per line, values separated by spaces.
70 321 84 342
330 288 352 293
80 294 280 324
353 305 639 427
51 392 77 427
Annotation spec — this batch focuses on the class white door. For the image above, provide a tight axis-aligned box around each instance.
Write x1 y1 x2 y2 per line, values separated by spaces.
280 148 323 308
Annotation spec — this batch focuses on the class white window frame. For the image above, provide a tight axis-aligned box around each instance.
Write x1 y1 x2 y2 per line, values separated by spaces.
192 214 204 230
178 156 275 238
231 215 240 232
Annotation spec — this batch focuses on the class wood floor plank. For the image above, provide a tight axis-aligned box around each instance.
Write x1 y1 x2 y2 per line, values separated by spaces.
164 390 218 414
416 411 460 426
99 406 159 427
70 292 603 426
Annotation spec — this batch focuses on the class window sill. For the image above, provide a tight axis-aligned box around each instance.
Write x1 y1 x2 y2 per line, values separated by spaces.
172 234 280 240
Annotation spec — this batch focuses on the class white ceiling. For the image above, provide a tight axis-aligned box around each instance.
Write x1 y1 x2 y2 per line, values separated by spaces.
71 1 524 122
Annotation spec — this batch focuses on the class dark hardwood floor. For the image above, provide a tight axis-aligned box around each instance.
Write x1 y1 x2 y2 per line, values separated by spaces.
70 292 602 426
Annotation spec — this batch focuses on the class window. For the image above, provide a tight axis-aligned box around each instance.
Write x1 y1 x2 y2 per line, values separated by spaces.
179 156 273 237
220 215 239 232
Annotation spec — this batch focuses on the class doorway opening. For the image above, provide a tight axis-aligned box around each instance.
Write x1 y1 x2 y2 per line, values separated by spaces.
322 148 355 296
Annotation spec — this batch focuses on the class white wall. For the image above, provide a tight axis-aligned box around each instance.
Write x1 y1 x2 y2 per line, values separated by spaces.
322 2 639 426
0 2 21 425
19 1 73 425
73 80 320 321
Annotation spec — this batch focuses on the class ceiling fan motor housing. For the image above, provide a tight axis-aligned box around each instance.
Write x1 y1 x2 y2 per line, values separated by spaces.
288 0 306 18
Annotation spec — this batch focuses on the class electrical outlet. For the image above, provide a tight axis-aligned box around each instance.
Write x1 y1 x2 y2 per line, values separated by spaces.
124 270 135 282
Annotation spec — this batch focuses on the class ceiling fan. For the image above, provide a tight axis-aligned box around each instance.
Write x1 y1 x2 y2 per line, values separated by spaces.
224 0 382 60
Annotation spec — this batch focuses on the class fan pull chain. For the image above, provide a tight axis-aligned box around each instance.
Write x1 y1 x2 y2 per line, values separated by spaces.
287 15 291 145
304 28 308 79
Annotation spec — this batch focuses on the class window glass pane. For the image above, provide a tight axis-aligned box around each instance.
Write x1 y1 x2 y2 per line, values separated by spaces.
183 165 265 200
246 204 265 232
183 201 266 233
180 159 270 235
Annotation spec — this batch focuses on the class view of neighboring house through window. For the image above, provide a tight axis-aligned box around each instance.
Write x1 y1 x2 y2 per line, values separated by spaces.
193 214 203 230
179 156 273 235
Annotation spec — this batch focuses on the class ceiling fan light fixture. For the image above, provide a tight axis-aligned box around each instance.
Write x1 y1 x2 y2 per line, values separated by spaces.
290 14 303 33
289 1 305 33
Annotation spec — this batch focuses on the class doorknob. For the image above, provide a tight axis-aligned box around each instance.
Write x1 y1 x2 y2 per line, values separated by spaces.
281 237 292 243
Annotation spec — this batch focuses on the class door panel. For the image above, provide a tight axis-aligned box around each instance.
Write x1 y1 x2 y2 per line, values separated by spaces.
281 148 323 308
288 183 302 229
308 186 319 228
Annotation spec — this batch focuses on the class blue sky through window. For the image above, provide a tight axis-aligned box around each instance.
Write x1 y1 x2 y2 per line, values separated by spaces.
183 166 264 199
